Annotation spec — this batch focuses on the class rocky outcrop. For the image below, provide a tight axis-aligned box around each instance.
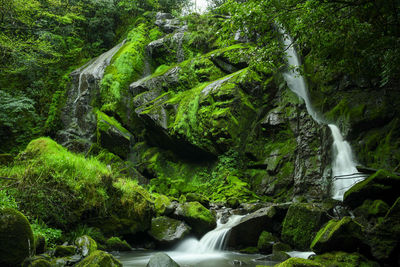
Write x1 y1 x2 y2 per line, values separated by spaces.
147 252 180 267
0 208 34 267
281 203 329 250
149 216 191 246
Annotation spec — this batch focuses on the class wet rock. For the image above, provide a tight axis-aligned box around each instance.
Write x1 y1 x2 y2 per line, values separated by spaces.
75 250 122 267
172 202 216 237
257 231 278 254
75 235 97 257
0 208 34 266
310 217 366 254
273 242 291 253
105 237 132 252
22 255 52 267
281 203 329 250
149 216 190 246
54 245 76 257
228 206 286 248
311 251 379 267
147 252 180 267
155 12 181 33
344 169 400 209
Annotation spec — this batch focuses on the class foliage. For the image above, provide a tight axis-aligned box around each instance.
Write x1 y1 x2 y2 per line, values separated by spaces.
30 219 62 248
0 190 18 210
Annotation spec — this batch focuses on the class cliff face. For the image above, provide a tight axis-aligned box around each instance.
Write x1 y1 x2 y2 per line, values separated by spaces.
57 13 335 203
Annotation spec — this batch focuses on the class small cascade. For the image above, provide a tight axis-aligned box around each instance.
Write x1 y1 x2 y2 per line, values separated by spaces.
280 28 365 200
329 124 366 200
175 215 244 253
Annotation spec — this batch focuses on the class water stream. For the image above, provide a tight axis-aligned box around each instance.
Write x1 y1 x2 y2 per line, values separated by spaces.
280 28 366 200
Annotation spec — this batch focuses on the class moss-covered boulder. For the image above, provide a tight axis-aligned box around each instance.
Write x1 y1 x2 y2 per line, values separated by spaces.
147 252 180 267
354 199 390 218
0 208 34 267
75 235 97 257
154 194 173 216
310 217 365 254
228 206 285 248
257 231 278 253
275 257 322 267
368 197 400 263
75 250 122 267
281 203 328 250
311 251 379 267
23 257 52 267
149 216 191 246
105 237 132 251
172 202 215 236
344 169 400 209
54 245 76 257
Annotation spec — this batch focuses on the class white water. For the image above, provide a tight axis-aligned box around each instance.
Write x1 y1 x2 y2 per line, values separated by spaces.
175 215 244 253
280 28 365 200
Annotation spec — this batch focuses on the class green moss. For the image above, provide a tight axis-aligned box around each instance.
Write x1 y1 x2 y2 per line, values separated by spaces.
183 202 214 225
75 250 122 267
34 233 46 254
257 231 276 253
105 237 131 251
281 203 326 250
312 251 379 267
29 258 52 267
275 258 323 267
149 216 190 242
75 235 97 256
0 208 34 266
154 194 172 215
240 247 259 254
355 199 389 218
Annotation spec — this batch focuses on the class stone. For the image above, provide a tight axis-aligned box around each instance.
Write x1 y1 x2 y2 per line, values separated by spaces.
344 169 400 209
54 245 76 257
310 217 365 254
0 208 34 266
147 252 180 267
257 231 278 253
281 203 328 250
155 13 181 33
273 242 291 253
75 250 122 267
149 216 191 246
275 257 323 267
105 237 132 252
311 251 379 267
367 197 400 263
22 256 52 267
172 202 215 237
228 206 286 248
75 235 97 257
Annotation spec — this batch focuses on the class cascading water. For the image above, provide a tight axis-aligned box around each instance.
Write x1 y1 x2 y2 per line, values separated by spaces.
174 215 244 253
280 28 365 200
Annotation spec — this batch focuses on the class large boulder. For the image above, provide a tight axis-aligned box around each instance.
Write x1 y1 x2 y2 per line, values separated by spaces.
75 250 122 267
310 217 365 254
344 169 400 209
0 208 34 267
75 235 97 257
281 203 328 250
228 206 286 248
147 252 180 267
172 202 215 237
149 216 191 246
367 197 400 263
105 237 132 252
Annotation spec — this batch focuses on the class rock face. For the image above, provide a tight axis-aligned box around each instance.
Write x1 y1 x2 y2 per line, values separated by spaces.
75 250 122 267
310 217 365 254
147 252 180 267
281 203 328 250
172 202 215 237
149 216 190 246
228 206 286 248
0 208 34 267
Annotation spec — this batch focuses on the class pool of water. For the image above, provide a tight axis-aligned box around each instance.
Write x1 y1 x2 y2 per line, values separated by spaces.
115 249 280 266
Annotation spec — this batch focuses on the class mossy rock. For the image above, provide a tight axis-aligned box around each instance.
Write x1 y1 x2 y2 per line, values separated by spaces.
54 245 76 257
275 257 323 267
154 195 173 215
75 235 97 257
173 201 215 237
25 258 52 267
149 216 191 245
368 197 400 262
273 242 291 253
239 247 259 254
310 217 365 254
257 231 278 253
105 237 132 251
0 208 34 267
34 233 46 255
311 251 379 267
281 203 328 250
269 251 291 262
185 193 209 208
344 169 400 209
354 199 389 218
75 250 122 267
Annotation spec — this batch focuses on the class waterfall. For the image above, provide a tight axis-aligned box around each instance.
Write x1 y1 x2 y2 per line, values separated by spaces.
174 215 243 253
280 28 365 200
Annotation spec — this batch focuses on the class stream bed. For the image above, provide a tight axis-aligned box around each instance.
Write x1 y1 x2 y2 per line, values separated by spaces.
115 249 280 266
